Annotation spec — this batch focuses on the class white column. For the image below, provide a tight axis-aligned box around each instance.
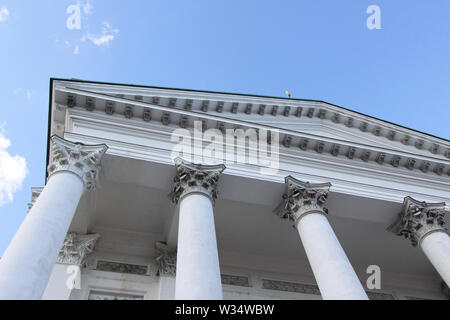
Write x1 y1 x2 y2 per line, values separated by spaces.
389 196 450 287
155 242 177 300
276 176 368 300
170 158 225 300
0 136 107 300
42 233 100 300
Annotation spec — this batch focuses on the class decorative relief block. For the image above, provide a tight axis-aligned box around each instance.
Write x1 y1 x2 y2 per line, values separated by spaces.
152 96 160 104
366 292 395 300
420 161 431 173
376 153 386 165
124 105 133 119
47 136 108 190
391 156 401 168
245 104 253 115
271 105 278 116
168 98 177 107
315 142 325 154
345 118 354 128
142 108 152 122
332 113 340 123
401 135 410 145
388 197 447 247
185 99 193 111
373 126 381 136
262 279 321 295
67 95 76 108
231 102 239 114
216 101 224 113
57 233 100 266
404 296 429 300
359 122 368 132
387 130 396 141
347 147 356 159
299 139 309 151
85 97 95 111
258 104 266 115
283 106 291 117
331 144 340 156
317 109 326 119
169 158 225 205
202 100 209 112
161 112 170 125
283 136 292 148
221 274 251 287
96 260 148 275
434 164 444 176
88 291 144 300
105 101 115 115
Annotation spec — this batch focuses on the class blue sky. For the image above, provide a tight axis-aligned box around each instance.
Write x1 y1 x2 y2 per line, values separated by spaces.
0 0 449 255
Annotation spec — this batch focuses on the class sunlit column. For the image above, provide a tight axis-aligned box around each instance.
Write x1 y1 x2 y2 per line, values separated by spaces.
170 158 225 300
276 176 369 300
42 233 100 300
389 196 450 287
0 136 107 300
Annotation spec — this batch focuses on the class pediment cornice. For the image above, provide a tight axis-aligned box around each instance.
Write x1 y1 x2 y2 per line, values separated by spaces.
51 80 450 179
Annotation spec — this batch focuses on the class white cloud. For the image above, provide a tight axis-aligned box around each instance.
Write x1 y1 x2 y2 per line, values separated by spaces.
13 88 32 100
0 132 27 207
82 22 119 46
0 6 9 22
74 45 80 54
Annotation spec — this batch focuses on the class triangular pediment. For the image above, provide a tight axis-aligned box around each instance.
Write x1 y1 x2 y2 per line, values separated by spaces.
51 79 450 177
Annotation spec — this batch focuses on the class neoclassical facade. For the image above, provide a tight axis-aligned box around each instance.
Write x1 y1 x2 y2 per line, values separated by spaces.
0 78 449 300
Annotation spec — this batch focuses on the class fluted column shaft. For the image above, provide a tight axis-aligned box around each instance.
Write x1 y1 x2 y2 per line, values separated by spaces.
0 136 107 300
277 176 368 300
170 158 225 300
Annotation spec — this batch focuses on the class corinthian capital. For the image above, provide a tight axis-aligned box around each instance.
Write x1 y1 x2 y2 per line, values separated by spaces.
169 157 226 205
57 233 100 266
27 187 43 213
47 136 108 190
388 197 447 247
155 242 177 276
275 176 331 225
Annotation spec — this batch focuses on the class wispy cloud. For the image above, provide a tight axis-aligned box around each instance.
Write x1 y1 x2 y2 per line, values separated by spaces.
13 88 32 100
0 6 9 22
82 22 119 46
0 132 27 207
74 45 80 54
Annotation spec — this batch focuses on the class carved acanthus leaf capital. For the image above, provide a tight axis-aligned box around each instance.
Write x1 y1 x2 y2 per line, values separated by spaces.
275 176 331 226
155 242 177 276
27 187 43 212
47 136 108 190
169 157 225 205
57 233 100 266
388 197 447 247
